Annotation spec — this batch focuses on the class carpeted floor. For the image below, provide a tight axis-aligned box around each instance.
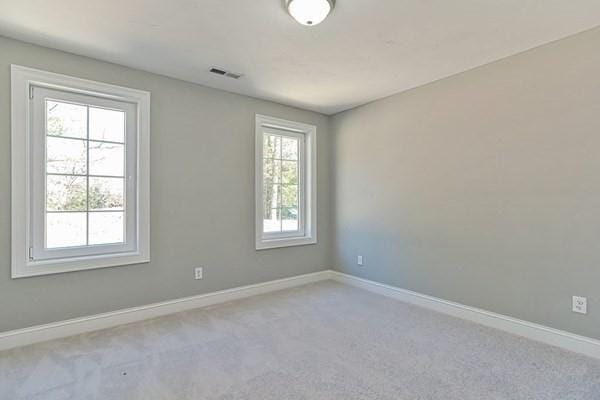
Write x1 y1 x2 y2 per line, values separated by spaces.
2 280 600 399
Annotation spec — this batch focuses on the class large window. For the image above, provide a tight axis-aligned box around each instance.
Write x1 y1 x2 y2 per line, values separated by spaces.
11 65 150 278
255 115 316 249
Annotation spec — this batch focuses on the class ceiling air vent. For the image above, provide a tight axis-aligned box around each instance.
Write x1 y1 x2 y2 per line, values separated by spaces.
209 67 243 80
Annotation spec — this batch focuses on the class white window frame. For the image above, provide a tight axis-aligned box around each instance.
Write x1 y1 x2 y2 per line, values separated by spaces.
11 65 151 278
255 114 317 250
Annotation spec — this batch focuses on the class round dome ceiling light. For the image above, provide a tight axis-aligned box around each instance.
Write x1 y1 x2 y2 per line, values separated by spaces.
286 0 335 26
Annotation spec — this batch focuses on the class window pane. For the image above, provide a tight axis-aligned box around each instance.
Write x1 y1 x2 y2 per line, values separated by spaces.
89 177 124 210
263 159 281 184
263 184 280 213
46 137 87 175
89 141 125 176
263 134 281 159
89 107 125 143
263 208 281 233
282 137 298 160
282 185 298 208
46 175 87 211
89 212 124 245
46 100 87 138
46 212 87 248
282 161 298 185
282 208 299 232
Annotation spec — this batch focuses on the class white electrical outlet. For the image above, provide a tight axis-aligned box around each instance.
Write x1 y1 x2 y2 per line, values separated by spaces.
572 296 587 314
194 267 203 280
357 255 363 266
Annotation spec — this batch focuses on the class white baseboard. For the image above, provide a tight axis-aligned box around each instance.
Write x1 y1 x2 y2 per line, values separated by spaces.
4 269 599 359
0 270 333 352
331 271 600 359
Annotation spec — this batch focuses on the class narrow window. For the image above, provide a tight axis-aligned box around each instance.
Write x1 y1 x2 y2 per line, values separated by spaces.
255 115 316 249
11 66 150 277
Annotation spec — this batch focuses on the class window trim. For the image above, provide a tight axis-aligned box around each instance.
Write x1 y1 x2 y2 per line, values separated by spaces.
255 114 317 250
11 65 151 278
261 127 306 240
31 87 137 260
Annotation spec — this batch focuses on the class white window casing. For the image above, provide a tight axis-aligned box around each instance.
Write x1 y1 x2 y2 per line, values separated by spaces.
11 65 150 278
255 114 317 250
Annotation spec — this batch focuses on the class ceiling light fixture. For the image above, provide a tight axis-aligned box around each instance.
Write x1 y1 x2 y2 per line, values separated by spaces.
286 0 335 26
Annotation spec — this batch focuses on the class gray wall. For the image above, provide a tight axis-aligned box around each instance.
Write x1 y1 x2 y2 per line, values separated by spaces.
0 36 332 332
3 25 600 341
332 27 600 340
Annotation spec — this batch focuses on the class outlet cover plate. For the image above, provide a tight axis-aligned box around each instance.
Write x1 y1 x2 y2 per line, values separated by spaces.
573 296 587 314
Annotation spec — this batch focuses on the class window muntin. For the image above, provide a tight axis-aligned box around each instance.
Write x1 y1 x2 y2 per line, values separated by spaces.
43 97 126 249
29 86 138 262
262 128 305 237
11 65 150 278
255 115 316 250
30 87 137 262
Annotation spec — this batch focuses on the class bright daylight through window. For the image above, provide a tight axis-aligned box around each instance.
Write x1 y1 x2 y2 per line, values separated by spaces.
45 99 127 248
11 66 150 278
255 115 316 250
263 132 302 234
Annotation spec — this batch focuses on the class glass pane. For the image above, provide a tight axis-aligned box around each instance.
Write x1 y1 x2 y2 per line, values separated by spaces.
263 159 281 184
89 107 125 143
282 208 299 232
263 208 281 233
46 137 87 175
46 212 87 248
282 161 298 185
89 141 125 177
46 175 87 211
89 212 124 245
89 177 124 210
263 184 280 212
263 134 281 159
282 137 298 160
46 100 87 138
282 185 298 208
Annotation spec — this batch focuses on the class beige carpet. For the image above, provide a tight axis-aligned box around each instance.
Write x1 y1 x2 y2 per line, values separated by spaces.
2 280 600 399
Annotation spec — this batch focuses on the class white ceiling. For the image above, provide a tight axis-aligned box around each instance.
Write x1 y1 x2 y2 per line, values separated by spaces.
1 1 600 114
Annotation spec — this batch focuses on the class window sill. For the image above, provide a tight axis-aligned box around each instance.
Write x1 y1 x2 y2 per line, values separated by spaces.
12 251 150 279
256 235 317 250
